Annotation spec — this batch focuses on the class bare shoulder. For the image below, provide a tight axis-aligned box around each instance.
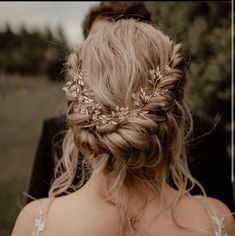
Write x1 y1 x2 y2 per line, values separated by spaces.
206 197 235 235
175 195 214 231
206 197 234 215
11 198 48 236
174 195 235 235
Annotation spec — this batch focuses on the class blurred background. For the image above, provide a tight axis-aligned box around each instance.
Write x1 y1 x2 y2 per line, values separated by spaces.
0 1 233 235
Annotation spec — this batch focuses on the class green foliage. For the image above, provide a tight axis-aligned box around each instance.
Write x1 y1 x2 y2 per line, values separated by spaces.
146 2 232 153
0 24 69 81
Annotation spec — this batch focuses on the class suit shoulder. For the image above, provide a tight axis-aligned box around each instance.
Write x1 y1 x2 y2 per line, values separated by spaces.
43 114 67 129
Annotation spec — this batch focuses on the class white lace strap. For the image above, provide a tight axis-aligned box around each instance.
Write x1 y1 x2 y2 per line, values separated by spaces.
197 196 227 236
31 201 47 236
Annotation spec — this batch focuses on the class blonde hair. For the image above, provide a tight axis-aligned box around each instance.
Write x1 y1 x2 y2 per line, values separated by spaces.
48 19 205 235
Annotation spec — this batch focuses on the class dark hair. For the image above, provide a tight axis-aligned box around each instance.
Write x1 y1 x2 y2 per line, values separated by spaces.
82 1 152 38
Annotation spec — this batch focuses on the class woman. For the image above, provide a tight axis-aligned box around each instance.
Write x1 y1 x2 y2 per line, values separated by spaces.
12 19 234 236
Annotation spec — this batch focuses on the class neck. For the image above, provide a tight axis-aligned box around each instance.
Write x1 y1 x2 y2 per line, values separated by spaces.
80 171 177 209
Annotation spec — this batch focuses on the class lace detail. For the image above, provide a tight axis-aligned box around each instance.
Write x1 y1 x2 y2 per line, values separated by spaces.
212 216 227 236
31 201 47 236
30 196 230 236
196 196 228 236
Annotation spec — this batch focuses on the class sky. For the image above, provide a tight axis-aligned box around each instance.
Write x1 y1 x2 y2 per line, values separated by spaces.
0 1 99 47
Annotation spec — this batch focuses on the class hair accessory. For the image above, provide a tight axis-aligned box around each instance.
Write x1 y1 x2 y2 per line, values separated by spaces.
62 65 171 132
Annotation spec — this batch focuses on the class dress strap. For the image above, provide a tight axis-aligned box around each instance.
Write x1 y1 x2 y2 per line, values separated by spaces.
31 200 47 236
195 195 227 236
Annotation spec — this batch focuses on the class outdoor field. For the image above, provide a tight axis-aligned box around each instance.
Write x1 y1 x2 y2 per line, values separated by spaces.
0 74 65 235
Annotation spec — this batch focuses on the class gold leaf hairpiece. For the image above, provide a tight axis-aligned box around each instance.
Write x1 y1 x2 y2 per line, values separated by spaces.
63 65 171 132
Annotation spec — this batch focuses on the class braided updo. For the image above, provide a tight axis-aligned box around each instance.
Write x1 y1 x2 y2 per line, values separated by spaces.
49 19 202 235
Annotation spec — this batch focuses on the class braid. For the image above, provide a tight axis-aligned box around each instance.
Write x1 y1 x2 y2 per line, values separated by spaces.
49 19 204 236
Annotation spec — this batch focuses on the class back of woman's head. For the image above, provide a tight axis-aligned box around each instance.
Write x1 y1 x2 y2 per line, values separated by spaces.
50 19 200 234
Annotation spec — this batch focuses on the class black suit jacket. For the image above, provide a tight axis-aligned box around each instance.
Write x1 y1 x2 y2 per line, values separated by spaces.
26 113 235 211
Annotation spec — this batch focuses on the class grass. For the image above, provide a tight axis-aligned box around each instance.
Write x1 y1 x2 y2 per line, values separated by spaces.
0 74 65 235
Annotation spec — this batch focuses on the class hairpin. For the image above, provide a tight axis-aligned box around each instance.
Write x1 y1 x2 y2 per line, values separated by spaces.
62 65 171 131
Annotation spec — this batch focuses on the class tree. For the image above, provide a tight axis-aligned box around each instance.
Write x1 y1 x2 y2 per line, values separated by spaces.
0 23 69 80
146 1 232 156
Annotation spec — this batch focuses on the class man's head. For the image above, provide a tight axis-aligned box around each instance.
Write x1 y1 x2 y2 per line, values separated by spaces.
82 1 153 38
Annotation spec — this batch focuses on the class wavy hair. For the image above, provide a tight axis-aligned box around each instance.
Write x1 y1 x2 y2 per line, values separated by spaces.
48 19 205 235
